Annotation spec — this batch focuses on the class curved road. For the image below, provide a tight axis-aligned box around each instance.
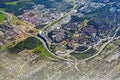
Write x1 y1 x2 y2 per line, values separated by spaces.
2 0 116 62
1 6 120 62
83 27 120 61
41 0 77 31
0 11 12 24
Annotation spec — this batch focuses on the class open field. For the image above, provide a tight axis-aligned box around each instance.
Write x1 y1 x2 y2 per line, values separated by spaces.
5 1 18 5
0 12 6 23
9 37 59 60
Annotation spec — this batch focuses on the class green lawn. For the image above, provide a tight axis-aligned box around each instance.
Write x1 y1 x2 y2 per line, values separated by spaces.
106 45 113 50
0 13 7 23
9 37 42 53
9 37 60 60
0 8 5 11
33 45 60 60
5 1 18 5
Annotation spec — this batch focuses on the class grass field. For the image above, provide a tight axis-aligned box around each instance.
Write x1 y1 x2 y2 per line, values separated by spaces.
5 1 18 5
0 8 5 11
32 45 59 59
0 12 7 23
9 37 60 60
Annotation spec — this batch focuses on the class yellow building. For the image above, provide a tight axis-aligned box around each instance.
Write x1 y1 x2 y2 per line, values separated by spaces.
73 33 79 38
83 19 89 27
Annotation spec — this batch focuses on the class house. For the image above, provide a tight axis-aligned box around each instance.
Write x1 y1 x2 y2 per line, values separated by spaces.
59 40 67 46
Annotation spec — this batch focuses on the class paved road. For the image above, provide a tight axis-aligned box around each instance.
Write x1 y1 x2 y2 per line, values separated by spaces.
0 11 12 23
83 27 120 61
35 35 68 60
37 0 78 60
2 0 118 62
41 0 77 31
